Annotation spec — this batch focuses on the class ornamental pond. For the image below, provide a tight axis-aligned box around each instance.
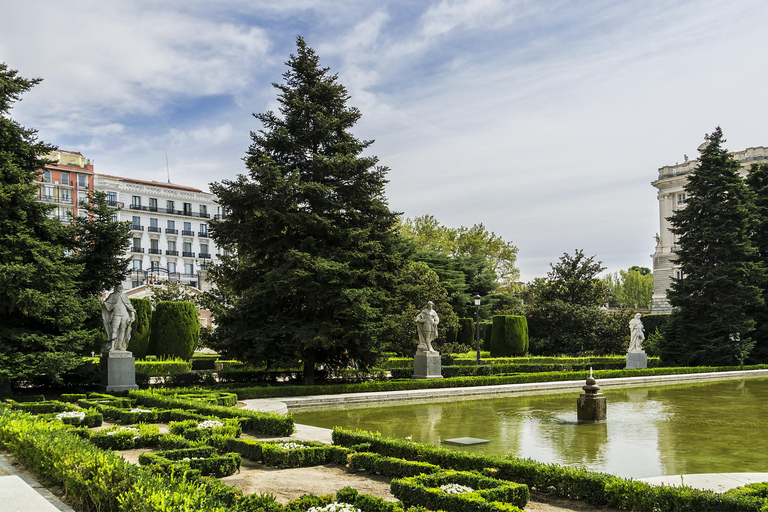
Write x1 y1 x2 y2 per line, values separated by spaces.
291 376 768 479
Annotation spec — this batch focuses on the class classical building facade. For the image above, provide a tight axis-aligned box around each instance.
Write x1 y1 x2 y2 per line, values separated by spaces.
651 145 768 313
94 174 224 292
34 150 95 221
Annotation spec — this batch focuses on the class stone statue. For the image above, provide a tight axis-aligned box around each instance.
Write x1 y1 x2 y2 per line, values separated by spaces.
415 301 439 353
102 284 136 352
628 313 645 352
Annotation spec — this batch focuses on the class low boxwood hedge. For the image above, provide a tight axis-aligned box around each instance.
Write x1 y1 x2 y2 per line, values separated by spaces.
168 418 242 442
391 470 529 512
224 438 348 468
350 452 440 478
89 423 161 450
139 446 242 478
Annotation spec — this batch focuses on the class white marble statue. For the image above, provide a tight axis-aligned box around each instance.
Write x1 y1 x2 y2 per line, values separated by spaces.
628 313 645 352
415 301 439 353
102 284 136 352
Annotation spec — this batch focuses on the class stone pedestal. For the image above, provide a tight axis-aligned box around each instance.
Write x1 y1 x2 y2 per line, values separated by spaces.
626 351 648 369
577 373 606 422
413 351 442 379
100 350 139 392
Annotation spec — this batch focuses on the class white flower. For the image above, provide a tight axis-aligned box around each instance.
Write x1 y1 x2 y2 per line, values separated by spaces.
130 408 152 413
440 483 474 494
106 426 140 436
55 411 86 421
275 442 305 450
307 502 361 512
197 420 224 429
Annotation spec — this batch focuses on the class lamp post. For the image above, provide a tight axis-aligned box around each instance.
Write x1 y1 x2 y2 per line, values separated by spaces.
474 294 481 365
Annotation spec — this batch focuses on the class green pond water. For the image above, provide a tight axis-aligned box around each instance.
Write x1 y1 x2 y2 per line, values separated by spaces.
291 376 768 479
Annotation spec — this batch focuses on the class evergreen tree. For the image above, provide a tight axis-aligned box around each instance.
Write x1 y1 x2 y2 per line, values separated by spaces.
0 64 97 393
745 163 768 363
662 127 763 366
208 38 408 383
536 249 606 306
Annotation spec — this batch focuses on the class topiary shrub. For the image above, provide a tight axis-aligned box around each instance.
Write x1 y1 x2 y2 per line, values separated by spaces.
481 322 493 351
148 301 199 360
490 316 528 357
128 298 152 359
457 318 475 346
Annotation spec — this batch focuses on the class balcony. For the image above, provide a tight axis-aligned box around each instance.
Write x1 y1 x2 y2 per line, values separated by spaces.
165 228 178 234
182 251 195 257
181 230 194 236
214 213 228 220
148 226 161 233
131 224 144 231
131 247 144 253
166 250 179 256
148 248 162 255
106 200 124 208
198 253 211 259
198 231 209 238
129 204 210 218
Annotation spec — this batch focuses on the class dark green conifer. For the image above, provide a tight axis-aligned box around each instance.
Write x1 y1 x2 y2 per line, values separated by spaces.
662 127 764 366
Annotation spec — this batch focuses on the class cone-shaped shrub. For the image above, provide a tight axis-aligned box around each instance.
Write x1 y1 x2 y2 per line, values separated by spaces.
457 318 475 346
490 315 529 356
148 301 199 360
127 298 152 359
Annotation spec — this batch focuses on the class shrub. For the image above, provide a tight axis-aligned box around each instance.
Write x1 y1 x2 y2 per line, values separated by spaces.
490 316 528 357
128 298 152 358
89 423 161 450
350 452 440 477
224 438 348 467
148 301 200 360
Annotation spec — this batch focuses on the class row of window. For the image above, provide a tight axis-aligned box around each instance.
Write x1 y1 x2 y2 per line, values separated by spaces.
131 238 210 255
41 170 89 188
130 217 208 236
129 195 208 215
132 259 195 275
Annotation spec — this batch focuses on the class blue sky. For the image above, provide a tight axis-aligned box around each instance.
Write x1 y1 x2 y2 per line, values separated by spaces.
3 0 768 280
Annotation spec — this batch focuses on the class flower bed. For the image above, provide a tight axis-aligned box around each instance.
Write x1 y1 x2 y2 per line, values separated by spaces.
89 423 161 450
224 437 349 468
138 446 242 478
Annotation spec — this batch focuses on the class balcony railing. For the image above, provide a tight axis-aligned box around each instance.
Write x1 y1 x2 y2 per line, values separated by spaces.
166 250 179 256
165 228 178 234
129 204 210 218
148 248 162 255
131 247 144 253
131 225 144 231
182 251 195 257
148 226 161 233
181 230 194 236
106 200 124 208
198 253 211 259
198 231 209 238
214 213 227 220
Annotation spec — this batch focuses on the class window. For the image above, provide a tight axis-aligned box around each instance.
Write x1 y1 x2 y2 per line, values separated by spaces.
106 191 117 205
200 204 207 215
149 218 159 232
132 237 142 250
677 193 686 205
60 173 69 185
61 189 71 203
183 242 192 253
183 202 192 214
77 190 89 206
167 200 175 211
149 198 158 210
675 269 684 280
150 261 160 272
184 222 191 231
77 174 88 188
133 259 142 270
132 216 141 228
167 220 175 229
110 213 118 222
43 184 53 200
150 239 158 251
132 196 142 207
199 223 208 236
167 262 176 274
168 240 176 252
200 243 208 254
184 263 194 275
42 170 51 183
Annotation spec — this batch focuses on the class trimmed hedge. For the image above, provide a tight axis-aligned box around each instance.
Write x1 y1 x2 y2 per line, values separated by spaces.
135 359 192 378
350 452 440 477
336 487 405 512
148 301 200 360
89 423 161 450
130 389 294 436
128 298 152 359
457 318 476 346
391 470 529 512
224 438 348 467
139 446 242 478
490 316 528 357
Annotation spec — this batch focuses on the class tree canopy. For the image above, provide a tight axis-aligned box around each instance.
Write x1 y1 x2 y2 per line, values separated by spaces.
603 267 653 308
662 127 764 366
533 249 606 306
207 38 408 383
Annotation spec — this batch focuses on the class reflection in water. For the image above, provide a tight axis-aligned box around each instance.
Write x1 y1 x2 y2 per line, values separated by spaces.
291 377 768 478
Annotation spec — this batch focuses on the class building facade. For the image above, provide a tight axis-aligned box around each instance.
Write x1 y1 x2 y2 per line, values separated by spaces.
94 174 224 292
651 145 768 313
34 150 95 221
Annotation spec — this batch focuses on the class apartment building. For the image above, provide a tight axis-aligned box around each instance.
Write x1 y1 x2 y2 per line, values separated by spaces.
34 150 95 221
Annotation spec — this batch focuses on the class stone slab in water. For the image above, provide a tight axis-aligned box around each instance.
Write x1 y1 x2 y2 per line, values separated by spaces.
443 437 490 446
626 351 648 369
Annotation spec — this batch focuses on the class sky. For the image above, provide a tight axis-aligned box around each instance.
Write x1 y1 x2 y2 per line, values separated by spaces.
3 0 768 281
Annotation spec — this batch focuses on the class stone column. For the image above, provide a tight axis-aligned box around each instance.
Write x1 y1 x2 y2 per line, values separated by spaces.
100 350 139 392
577 371 606 422
413 350 442 379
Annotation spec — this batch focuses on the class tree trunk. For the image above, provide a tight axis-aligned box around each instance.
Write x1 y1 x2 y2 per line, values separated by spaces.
303 356 315 386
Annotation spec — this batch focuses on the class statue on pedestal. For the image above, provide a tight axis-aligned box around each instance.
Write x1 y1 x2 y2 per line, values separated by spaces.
628 313 645 353
415 301 439 353
102 284 136 352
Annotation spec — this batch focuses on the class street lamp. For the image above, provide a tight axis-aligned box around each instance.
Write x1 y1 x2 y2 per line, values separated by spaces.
474 294 482 365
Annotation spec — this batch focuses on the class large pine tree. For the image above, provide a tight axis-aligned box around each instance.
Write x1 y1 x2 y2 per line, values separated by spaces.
745 162 768 363
208 38 408 384
662 127 764 366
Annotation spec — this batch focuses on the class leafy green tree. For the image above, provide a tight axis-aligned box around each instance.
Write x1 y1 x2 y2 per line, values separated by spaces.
603 267 653 308
149 281 201 308
662 127 764 366
0 64 97 393
207 38 408 383
148 301 199 360
534 250 606 306
127 298 152 359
